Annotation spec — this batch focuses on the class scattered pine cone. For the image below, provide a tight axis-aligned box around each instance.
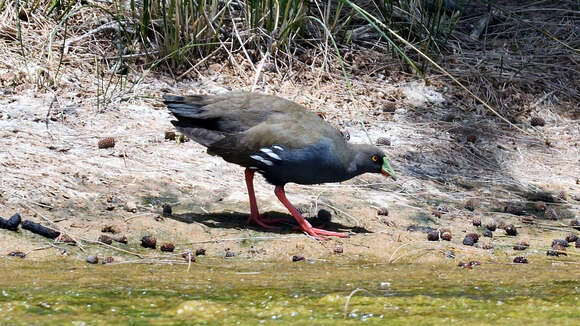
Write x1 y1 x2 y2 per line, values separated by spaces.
521 216 535 224
141 235 157 249
97 137 115 149
292 255 305 262
376 137 391 146
164 131 176 140
530 116 545 127
504 224 517 236
161 243 175 252
98 234 113 245
513 256 528 264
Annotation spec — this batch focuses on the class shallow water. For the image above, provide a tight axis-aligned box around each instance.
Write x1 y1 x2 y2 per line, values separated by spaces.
0 258 578 325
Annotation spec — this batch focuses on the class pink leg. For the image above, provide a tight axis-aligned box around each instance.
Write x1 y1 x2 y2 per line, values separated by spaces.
274 185 348 240
245 169 291 229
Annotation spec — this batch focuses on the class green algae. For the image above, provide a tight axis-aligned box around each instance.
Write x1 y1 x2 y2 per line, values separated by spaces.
0 258 578 325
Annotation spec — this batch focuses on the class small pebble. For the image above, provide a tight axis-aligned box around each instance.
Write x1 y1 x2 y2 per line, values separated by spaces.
98 234 113 245
565 233 578 243
463 233 479 246
469 261 480 267
575 239 580 248
513 241 529 250
162 204 172 217
377 207 389 216
8 251 26 258
458 261 480 269
513 256 528 264
141 235 157 249
161 243 175 252
334 246 344 254
225 250 235 258
124 201 137 213
292 255 305 262
437 205 449 213
570 219 580 230
102 257 114 264
86 255 99 264
552 239 569 247
482 229 493 238
472 218 481 227
484 219 497 231
195 248 206 256
504 224 517 236
534 201 546 212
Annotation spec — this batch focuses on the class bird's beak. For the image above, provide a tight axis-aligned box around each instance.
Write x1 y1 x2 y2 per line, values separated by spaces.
381 157 397 181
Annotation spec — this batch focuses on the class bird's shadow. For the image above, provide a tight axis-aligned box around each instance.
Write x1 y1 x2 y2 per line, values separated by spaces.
169 211 371 235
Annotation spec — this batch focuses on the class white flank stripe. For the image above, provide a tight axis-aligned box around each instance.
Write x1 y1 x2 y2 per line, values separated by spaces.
250 155 274 166
272 145 284 151
265 152 281 160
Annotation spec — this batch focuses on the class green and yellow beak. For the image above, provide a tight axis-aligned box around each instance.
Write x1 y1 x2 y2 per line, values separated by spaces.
381 157 397 181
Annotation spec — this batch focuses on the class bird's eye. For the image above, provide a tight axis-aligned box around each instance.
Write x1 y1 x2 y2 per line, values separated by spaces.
371 155 379 162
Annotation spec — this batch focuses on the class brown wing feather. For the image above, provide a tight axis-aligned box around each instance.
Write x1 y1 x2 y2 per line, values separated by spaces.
208 109 345 167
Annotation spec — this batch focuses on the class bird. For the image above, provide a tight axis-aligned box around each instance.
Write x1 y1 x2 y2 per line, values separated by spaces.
163 91 396 239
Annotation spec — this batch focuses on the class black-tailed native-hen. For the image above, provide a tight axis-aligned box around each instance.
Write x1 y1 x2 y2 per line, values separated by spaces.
163 92 396 240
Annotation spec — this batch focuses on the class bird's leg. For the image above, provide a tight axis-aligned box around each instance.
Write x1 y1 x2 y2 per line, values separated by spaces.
274 185 348 240
245 168 290 229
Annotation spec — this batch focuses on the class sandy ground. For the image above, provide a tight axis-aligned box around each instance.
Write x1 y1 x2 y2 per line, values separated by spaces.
1 64 579 264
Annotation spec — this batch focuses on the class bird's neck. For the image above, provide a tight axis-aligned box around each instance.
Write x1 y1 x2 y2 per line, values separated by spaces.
344 143 368 177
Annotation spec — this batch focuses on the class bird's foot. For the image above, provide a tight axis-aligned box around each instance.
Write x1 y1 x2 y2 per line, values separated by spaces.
300 226 349 240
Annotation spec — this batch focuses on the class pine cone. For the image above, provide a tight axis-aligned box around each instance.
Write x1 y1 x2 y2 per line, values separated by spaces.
98 137 115 149
530 116 545 126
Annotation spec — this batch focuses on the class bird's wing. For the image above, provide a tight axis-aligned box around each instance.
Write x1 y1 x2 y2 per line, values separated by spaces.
207 113 345 167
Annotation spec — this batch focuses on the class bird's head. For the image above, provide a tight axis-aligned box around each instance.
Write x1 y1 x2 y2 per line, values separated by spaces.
349 144 396 180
